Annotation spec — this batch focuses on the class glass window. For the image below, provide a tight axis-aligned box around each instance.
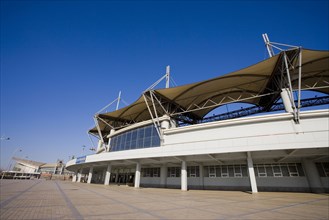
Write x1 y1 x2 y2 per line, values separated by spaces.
187 166 199 177
221 165 229 178
241 165 248 177
144 126 152 137
288 164 299 177
257 164 267 177
131 130 137 149
110 138 116 151
234 165 242 177
118 133 123 150
204 164 251 178
167 167 180 177
215 165 221 177
126 131 132 149
266 165 273 177
142 168 160 177
323 162 329 177
176 167 180 177
296 163 305 177
152 136 160 147
209 166 216 178
316 163 326 177
204 166 209 177
228 165 234 177
110 124 160 152
281 164 289 177
153 168 160 177
272 165 282 177
251 163 306 178
143 137 151 148
137 130 144 148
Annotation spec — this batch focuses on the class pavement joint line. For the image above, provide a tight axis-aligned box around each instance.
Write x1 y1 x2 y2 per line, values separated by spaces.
0 181 24 187
98 185 327 219
54 181 84 220
74 185 256 218
75 183 236 218
71 182 168 220
0 180 41 208
1 180 328 219
223 197 329 219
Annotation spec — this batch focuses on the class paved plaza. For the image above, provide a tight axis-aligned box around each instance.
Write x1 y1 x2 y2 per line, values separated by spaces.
0 179 328 219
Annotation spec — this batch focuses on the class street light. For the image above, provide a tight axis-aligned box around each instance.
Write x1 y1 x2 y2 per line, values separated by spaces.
7 148 22 171
0 137 10 141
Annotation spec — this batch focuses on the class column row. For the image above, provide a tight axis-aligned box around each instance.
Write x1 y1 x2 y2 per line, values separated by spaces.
71 153 325 193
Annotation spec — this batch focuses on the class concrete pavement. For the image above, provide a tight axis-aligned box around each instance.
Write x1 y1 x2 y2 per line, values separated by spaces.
0 179 328 219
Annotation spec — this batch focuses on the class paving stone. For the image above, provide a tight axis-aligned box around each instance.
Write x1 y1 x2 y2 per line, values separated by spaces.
0 179 328 219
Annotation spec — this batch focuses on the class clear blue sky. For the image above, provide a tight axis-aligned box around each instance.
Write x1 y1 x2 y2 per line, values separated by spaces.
1 0 328 170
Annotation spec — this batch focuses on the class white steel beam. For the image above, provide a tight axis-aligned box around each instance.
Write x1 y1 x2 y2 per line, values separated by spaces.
142 93 163 141
93 116 105 145
276 149 298 162
207 154 223 164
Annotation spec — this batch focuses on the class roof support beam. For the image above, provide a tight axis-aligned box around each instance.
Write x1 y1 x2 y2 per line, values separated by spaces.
276 149 298 162
171 92 273 118
173 156 185 162
146 158 162 163
143 93 163 141
207 154 223 164
93 116 105 146
123 159 139 164
297 48 302 122
153 91 201 122
283 51 299 123
312 155 329 161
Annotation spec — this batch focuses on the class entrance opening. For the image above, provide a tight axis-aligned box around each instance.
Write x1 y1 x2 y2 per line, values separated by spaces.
110 173 135 186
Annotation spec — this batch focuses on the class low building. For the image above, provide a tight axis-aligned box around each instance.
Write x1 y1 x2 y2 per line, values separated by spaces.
1 157 73 180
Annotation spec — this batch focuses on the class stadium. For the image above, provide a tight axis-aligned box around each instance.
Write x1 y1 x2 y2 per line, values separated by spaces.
66 35 329 193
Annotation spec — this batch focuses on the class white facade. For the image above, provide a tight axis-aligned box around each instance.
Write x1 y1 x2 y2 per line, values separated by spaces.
66 109 329 193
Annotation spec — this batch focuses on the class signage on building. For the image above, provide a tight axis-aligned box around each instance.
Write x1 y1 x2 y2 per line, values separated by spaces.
76 156 86 164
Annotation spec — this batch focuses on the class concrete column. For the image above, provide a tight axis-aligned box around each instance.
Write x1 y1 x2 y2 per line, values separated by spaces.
134 162 141 188
104 164 112 185
280 88 294 113
77 170 82 183
87 167 93 184
199 164 204 189
302 159 324 193
160 165 167 188
247 152 258 193
181 161 188 191
72 172 77 182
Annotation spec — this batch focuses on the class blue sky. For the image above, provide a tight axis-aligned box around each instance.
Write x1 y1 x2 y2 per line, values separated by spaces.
1 0 328 169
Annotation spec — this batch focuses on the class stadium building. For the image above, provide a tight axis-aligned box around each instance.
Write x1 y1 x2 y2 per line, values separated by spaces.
66 36 329 193
1 157 68 180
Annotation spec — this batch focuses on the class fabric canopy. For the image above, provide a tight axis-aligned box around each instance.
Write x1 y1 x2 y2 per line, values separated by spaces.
90 49 329 136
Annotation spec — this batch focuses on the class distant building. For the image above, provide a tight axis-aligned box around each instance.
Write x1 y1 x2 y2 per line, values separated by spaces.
1 157 73 179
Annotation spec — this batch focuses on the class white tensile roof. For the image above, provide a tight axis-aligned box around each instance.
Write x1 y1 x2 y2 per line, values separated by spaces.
90 48 329 136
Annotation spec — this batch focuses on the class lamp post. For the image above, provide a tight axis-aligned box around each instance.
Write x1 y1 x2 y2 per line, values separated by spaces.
7 148 22 171
0 136 10 171
0 137 10 141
